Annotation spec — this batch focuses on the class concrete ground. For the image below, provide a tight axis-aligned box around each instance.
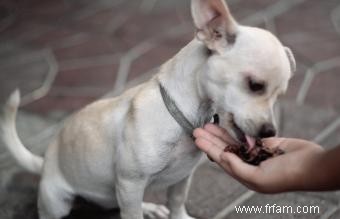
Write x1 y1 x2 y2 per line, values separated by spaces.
0 0 339 218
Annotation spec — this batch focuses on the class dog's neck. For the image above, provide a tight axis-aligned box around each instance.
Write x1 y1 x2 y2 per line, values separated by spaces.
158 39 213 127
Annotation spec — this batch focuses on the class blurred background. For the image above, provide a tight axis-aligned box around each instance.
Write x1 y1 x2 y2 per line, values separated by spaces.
0 0 339 218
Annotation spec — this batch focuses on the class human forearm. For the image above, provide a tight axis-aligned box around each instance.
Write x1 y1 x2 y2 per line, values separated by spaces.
300 145 340 191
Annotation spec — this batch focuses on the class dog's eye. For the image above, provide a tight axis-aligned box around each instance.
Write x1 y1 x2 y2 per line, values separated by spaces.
248 78 266 94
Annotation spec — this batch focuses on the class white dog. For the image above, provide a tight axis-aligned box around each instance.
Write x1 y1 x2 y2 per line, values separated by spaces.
1 0 295 219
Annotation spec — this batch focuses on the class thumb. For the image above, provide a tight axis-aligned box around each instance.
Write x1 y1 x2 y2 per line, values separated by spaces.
220 152 258 183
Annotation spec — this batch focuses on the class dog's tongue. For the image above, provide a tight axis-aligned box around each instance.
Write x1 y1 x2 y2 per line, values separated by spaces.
245 135 256 150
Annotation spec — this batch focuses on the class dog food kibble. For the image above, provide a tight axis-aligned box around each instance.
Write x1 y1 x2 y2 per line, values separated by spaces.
224 139 284 165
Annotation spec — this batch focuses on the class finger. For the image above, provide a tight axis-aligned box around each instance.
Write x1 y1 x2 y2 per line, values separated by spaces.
217 152 251 185
262 138 302 152
195 138 223 163
193 128 205 138
220 152 258 183
193 128 227 150
218 153 259 190
203 124 237 145
261 138 285 149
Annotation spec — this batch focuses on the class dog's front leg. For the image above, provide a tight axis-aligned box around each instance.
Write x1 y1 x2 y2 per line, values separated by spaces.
116 177 147 219
167 175 196 219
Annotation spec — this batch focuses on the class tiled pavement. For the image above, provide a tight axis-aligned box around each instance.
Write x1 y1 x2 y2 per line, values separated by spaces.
0 0 339 218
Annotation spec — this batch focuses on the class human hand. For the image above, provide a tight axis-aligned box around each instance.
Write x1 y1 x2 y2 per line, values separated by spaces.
193 124 325 193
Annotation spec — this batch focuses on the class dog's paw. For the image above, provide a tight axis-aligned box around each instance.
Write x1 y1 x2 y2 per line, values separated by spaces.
169 211 197 219
142 202 169 219
175 215 197 219
183 216 196 219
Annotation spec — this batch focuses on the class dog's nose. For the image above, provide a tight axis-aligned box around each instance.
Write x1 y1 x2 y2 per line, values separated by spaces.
258 123 276 138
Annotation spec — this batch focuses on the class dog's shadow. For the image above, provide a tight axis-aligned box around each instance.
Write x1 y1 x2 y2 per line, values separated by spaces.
65 198 121 219
1 172 121 219
3 172 205 219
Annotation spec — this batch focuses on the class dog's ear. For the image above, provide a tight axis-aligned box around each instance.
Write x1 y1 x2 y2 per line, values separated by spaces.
284 47 296 75
191 0 238 53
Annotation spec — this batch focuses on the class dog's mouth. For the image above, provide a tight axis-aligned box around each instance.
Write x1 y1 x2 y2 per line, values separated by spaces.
230 115 258 150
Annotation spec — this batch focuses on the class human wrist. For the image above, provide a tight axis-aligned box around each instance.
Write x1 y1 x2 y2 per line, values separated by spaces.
295 149 328 191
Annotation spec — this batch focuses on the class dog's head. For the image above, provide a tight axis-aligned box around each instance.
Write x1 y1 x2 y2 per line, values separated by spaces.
191 0 296 146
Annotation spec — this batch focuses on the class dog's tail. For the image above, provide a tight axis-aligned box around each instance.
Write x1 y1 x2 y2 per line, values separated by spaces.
0 90 43 175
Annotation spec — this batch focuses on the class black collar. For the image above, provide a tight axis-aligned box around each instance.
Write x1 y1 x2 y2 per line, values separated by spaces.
159 82 218 139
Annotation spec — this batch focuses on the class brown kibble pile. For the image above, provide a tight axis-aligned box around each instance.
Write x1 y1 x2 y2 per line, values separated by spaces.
224 139 284 165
